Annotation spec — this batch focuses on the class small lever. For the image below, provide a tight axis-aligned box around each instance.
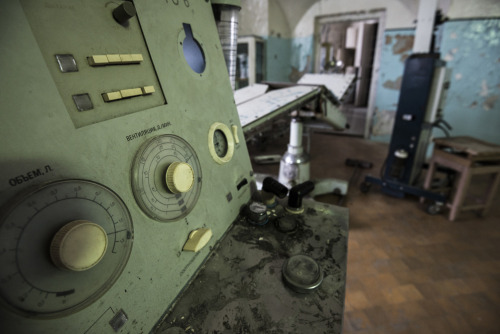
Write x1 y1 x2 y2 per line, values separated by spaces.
261 177 288 208
287 181 314 214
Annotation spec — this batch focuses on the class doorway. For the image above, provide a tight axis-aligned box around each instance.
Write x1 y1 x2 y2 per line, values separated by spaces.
314 10 386 138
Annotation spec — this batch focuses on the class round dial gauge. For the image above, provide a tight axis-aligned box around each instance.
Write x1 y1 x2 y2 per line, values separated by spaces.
213 130 228 158
131 135 202 222
0 179 133 317
208 122 234 164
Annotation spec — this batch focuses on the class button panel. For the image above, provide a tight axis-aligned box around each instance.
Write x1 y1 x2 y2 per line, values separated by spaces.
102 86 155 102
88 54 144 66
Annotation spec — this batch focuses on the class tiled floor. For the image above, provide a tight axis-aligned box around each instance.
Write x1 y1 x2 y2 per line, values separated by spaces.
249 132 500 334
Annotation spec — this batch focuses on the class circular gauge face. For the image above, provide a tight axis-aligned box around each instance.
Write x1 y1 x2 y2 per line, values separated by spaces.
131 135 202 222
208 122 234 164
213 130 228 158
0 179 133 318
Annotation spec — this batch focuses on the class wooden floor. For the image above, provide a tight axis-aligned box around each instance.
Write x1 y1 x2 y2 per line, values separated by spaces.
248 132 500 334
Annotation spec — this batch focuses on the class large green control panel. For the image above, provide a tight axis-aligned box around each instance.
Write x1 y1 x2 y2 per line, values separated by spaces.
0 1 253 333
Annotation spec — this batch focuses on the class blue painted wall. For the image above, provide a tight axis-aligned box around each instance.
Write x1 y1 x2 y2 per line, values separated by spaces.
264 19 500 145
371 29 415 142
371 19 500 144
438 19 500 144
263 35 314 83
264 36 291 82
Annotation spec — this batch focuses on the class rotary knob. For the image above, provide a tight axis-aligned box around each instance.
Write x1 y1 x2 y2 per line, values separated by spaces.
166 162 195 193
50 220 108 271
112 2 137 25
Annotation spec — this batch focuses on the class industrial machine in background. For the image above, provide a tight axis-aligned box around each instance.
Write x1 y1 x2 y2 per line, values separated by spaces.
361 53 452 205
0 1 348 333
361 5 452 210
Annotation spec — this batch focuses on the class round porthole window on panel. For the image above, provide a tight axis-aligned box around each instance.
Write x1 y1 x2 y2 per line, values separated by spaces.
181 23 206 74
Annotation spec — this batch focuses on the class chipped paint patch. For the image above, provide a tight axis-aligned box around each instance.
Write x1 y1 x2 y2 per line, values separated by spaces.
480 80 489 97
455 73 463 81
385 35 392 45
372 110 395 136
393 35 414 54
444 53 454 62
383 76 402 90
483 95 499 110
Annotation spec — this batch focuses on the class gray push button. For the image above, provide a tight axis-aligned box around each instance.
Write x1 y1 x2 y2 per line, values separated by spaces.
55 54 78 72
72 93 93 111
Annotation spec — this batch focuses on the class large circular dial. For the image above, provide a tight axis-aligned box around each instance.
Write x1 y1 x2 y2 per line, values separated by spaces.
131 135 202 222
0 180 133 317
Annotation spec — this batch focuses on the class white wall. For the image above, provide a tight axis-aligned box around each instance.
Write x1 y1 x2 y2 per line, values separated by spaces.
239 0 268 36
239 0 500 39
447 0 500 19
268 0 292 38
294 0 417 38
292 0 500 38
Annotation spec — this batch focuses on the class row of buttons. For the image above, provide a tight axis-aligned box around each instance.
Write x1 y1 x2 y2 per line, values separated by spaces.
102 86 156 102
73 85 156 111
88 54 144 66
55 53 144 73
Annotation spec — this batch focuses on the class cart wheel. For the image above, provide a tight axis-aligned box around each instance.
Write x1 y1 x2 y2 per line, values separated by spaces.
426 203 442 215
360 182 371 194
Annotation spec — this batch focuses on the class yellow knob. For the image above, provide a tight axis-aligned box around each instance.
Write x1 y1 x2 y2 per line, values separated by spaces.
166 162 194 193
50 220 108 271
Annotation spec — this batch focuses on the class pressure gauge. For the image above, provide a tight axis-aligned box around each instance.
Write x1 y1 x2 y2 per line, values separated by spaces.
213 129 228 158
208 122 234 164
131 134 202 222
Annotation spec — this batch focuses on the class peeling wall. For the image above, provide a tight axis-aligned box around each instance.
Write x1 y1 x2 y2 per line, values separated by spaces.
238 2 500 144
371 30 415 141
371 19 500 144
438 19 500 144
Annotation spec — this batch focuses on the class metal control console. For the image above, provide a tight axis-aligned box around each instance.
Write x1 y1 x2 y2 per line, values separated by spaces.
0 1 253 333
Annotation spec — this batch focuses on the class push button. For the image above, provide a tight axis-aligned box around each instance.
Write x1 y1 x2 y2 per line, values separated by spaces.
102 91 122 102
120 88 142 98
72 93 93 111
141 86 155 95
56 54 78 73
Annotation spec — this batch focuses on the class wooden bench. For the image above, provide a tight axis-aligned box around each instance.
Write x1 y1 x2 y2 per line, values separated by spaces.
422 136 500 221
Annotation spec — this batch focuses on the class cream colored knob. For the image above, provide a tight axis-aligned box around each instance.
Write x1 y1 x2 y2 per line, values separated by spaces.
183 228 212 252
50 220 108 271
166 162 194 193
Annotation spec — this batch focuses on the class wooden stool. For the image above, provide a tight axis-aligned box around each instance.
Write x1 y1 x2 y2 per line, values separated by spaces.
423 136 500 221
